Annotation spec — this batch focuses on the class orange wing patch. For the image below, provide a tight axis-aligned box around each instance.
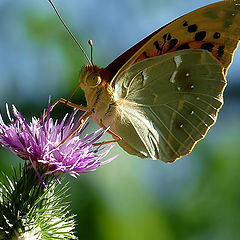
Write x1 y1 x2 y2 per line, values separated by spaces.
133 1 240 74
136 40 225 62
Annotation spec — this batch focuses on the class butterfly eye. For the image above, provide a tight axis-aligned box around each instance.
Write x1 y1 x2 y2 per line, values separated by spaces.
85 73 102 87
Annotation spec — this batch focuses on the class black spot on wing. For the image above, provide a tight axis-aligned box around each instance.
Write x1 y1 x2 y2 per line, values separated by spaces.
183 20 188 26
166 38 178 52
176 43 190 51
188 24 198 33
153 41 162 54
213 32 221 39
200 42 214 52
195 31 206 41
217 45 224 57
142 51 150 58
163 33 172 41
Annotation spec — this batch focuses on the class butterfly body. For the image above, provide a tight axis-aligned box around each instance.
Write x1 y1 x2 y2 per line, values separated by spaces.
79 65 115 123
78 1 240 162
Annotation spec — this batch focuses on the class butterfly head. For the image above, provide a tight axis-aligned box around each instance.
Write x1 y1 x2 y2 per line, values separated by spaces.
79 65 114 114
79 65 102 90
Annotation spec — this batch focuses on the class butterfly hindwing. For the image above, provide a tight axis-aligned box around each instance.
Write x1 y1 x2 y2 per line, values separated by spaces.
112 49 225 162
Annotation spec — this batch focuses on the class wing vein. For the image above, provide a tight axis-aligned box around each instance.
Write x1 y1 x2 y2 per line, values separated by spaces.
163 103 204 139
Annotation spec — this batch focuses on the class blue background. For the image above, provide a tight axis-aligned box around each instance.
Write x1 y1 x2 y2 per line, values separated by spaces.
0 1 240 239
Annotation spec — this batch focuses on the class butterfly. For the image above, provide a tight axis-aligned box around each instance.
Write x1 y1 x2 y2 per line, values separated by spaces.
50 0 240 162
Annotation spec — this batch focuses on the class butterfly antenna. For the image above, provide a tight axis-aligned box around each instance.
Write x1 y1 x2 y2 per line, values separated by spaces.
88 39 95 71
47 0 92 66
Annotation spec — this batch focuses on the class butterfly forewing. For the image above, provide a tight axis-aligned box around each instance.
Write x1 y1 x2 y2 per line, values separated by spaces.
112 50 225 162
108 1 240 78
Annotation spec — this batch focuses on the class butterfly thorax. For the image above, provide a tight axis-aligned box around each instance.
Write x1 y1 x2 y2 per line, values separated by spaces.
79 65 117 125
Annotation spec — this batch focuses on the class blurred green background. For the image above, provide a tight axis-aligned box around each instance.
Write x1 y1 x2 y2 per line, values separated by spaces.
1 0 240 239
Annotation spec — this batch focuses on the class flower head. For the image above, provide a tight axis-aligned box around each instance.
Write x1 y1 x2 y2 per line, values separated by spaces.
0 102 116 187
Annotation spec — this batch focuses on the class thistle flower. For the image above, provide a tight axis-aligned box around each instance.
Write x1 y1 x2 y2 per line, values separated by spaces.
0 167 77 239
0 102 116 188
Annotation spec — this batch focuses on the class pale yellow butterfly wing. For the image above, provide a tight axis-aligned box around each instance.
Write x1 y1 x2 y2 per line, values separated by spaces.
112 49 225 162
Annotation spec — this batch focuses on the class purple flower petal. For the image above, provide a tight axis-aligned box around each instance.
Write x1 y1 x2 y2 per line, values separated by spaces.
0 100 116 187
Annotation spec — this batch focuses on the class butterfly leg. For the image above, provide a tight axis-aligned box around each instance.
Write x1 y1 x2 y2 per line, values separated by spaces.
56 110 92 147
45 97 90 148
42 98 88 120
50 98 88 112
93 120 122 146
